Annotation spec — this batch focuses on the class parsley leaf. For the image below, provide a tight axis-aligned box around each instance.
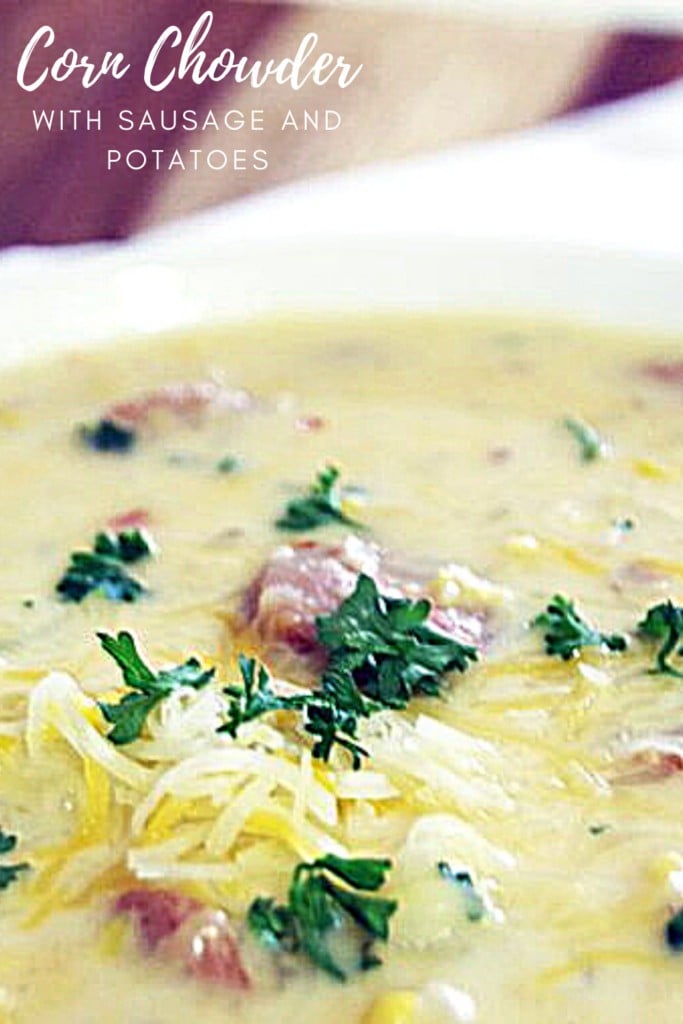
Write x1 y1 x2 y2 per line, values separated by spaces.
317 574 478 709
666 907 683 952
98 631 214 745
0 863 29 891
220 578 477 766
319 854 391 891
564 417 608 462
216 455 244 474
532 595 628 661
276 466 362 532
248 855 396 981
0 830 17 856
437 861 486 922
56 528 154 604
247 898 298 952
92 530 153 564
298 694 369 767
639 601 683 679
220 656 290 736
219 656 369 768
0 827 29 892
80 418 136 453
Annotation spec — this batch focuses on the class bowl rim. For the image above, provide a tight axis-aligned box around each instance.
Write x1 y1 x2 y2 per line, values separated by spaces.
0 232 681 369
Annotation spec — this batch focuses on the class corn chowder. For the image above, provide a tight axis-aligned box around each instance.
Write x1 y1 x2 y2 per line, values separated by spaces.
0 314 682 1023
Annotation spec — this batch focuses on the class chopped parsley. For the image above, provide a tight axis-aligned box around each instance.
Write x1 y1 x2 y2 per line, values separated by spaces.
299 689 369 767
92 529 153 564
80 418 136 453
563 416 609 462
216 455 244 474
437 861 486 922
219 656 369 768
276 465 362 532
317 573 478 708
56 528 154 604
220 656 287 734
0 828 29 891
638 601 683 679
666 907 683 951
221 576 478 766
532 594 628 661
98 631 215 745
247 854 397 981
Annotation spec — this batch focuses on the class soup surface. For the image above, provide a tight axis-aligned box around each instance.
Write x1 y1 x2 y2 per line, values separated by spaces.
0 314 682 1023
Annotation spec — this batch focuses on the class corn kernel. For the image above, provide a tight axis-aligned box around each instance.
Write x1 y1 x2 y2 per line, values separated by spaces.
363 990 418 1024
632 459 680 482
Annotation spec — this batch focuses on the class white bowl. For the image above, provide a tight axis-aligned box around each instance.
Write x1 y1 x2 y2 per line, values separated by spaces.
0 235 681 369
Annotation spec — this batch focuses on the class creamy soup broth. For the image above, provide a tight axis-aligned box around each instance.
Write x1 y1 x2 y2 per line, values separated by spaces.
0 314 682 1023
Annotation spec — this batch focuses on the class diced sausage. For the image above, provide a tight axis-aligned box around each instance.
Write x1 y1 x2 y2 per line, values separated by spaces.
114 888 202 951
168 908 252 990
237 537 486 672
239 538 375 667
641 361 683 388
294 415 326 432
611 736 683 785
114 889 251 990
428 606 487 647
105 381 255 429
107 508 151 531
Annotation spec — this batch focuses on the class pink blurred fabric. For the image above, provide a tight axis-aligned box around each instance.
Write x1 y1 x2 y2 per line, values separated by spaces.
0 2 285 245
0 2 681 248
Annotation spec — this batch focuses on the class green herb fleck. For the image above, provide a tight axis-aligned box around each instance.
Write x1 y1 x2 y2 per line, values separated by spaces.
56 529 154 604
564 417 608 462
80 419 136 454
297 690 370 767
532 595 628 661
221 577 477 767
216 455 244 474
437 861 486 922
666 907 683 951
639 601 683 679
317 574 478 709
220 656 288 735
98 631 214 745
219 656 369 768
93 529 153 564
248 855 397 981
276 466 362 532
588 824 611 836
0 827 29 892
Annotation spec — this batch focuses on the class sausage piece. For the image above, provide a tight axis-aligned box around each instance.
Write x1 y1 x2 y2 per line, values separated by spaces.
113 888 251 990
237 536 486 674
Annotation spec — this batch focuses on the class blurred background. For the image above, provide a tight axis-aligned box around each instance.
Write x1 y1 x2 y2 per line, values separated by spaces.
0 0 682 249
